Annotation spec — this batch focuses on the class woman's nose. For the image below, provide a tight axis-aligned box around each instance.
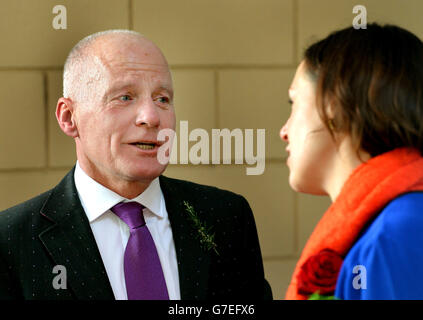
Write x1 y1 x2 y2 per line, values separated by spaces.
280 123 289 142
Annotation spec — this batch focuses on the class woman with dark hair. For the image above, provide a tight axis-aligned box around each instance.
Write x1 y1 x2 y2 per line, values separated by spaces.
282 23 423 300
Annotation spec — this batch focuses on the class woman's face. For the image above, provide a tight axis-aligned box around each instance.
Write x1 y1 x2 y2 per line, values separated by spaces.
280 61 337 195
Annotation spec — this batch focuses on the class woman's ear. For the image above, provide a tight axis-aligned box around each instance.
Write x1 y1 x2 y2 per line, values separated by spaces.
325 102 339 132
56 97 79 138
326 101 336 120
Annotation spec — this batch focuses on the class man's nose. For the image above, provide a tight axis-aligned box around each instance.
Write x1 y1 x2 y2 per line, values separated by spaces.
135 98 160 128
280 123 289 142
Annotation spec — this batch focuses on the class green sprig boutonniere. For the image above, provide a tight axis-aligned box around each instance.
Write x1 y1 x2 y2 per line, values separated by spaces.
308 292 339 300
183 201 219 255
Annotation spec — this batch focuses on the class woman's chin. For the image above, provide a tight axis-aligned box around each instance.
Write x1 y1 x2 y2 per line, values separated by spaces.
289 175 326 196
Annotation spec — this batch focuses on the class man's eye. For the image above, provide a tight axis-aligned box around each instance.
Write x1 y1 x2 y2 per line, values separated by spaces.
119 95 132 101
157 96 170 104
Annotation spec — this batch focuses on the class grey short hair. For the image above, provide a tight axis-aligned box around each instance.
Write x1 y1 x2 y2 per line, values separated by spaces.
62 29 144 101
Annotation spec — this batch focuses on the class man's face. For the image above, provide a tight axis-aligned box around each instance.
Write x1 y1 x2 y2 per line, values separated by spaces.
73 37 176 188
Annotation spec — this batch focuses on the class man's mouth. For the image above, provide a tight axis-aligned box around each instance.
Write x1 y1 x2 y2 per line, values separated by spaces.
130 142 158 150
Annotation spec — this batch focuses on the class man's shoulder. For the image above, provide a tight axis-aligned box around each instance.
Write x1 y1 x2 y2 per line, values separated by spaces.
0 169 74 226
0 189 53 225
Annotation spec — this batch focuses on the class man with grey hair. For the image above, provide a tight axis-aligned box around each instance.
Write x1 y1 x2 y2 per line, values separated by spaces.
0 30 272 300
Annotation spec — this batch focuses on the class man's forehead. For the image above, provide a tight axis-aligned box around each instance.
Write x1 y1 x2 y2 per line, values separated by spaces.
93 35 168 66
105 60 170 74
103 59 173 90
82 35 172 90
107 70 173 88
96 48 170 79
101 59 173 92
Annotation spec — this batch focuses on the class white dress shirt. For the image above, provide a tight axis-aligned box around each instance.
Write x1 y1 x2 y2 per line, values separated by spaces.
74 162 180 300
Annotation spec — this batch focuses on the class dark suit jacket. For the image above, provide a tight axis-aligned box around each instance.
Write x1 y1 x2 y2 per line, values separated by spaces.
0 168 272 300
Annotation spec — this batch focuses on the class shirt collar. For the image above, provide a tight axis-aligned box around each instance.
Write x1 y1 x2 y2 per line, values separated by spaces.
74 161 165 223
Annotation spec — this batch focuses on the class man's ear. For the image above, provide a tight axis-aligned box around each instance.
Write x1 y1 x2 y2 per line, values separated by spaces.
56 97 79 138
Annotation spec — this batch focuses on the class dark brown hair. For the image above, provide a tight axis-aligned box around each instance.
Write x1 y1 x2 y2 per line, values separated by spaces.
304 23 423 157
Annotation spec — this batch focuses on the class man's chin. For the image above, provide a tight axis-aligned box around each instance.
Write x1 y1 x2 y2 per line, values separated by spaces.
126 165 168 182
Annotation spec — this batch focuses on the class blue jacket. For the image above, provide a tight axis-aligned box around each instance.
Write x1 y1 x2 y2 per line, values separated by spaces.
335 192 423 299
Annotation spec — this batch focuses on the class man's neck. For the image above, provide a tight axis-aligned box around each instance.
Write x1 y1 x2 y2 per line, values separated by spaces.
76 161 153 199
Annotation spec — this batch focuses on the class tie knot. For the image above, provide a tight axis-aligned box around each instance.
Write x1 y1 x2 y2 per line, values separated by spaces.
111 201 145 229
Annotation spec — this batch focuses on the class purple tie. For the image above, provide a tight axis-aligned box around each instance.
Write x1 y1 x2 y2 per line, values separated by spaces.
111 201 169 300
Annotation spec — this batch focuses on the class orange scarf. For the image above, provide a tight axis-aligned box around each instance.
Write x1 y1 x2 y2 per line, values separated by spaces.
285 148 423 300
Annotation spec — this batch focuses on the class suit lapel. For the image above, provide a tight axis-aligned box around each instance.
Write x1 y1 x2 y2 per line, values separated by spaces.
160 176 212 300
38 168 115 300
